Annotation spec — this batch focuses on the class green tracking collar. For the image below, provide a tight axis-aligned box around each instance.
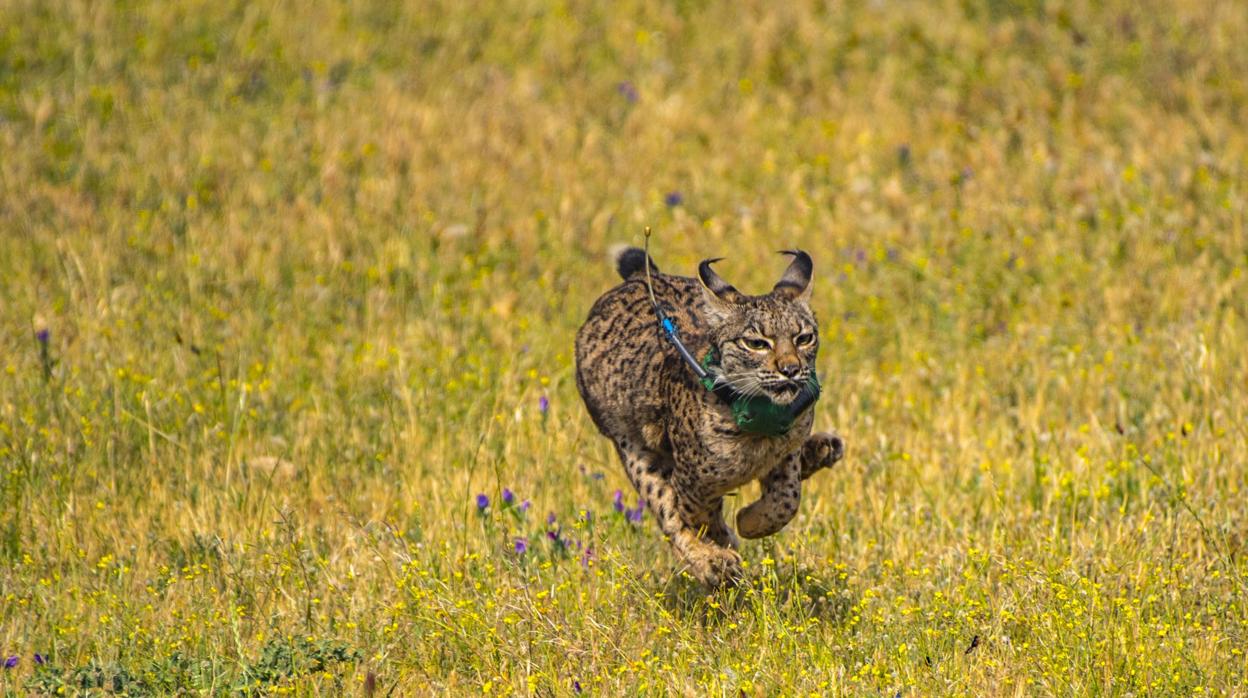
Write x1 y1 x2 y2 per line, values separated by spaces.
699 351 821 437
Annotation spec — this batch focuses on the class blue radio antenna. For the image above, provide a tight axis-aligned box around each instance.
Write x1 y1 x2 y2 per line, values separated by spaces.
643 227 710 381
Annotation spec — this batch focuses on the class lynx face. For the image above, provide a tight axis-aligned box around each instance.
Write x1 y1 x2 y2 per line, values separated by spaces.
711 299 818 405
699 252 818 406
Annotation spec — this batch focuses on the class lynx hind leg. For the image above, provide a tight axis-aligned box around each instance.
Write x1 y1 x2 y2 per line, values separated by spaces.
736 453 802 539
800 431 845 480
616 445 743 587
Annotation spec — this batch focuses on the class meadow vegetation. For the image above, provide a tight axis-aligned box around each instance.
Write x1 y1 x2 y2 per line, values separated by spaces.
2 0 1247 694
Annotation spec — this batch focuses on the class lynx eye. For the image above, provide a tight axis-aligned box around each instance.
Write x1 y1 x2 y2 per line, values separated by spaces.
795 332 816 348
741 337 772 352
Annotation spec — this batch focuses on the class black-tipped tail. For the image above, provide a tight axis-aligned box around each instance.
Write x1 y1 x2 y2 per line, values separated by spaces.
615 247 659 280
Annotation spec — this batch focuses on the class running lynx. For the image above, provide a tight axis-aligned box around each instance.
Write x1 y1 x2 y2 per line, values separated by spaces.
575 247 844 586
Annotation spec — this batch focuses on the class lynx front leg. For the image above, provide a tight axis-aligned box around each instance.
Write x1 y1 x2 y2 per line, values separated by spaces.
799 431 845 480
736 453 802 539
617 446 743 587
703 497 740 550
735 433 844 539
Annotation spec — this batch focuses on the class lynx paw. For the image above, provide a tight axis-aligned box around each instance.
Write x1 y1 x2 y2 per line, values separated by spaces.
687 545 744 588
736 497 798 539
800 431 845 479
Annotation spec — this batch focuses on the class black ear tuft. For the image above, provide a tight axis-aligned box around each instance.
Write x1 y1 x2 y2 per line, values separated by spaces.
698 258 743 303
772 250 813 300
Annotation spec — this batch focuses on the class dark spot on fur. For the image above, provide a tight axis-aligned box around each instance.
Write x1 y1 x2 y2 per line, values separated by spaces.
647 458 672 477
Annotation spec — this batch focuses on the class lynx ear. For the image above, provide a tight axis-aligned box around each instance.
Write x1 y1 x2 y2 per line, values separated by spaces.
772 250 813 302
698 258 744 316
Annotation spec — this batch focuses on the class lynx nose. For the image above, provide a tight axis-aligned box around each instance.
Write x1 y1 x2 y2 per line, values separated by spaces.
778 360 801 378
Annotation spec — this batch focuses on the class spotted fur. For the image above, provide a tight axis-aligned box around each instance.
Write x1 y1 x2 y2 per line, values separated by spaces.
575 247 845 586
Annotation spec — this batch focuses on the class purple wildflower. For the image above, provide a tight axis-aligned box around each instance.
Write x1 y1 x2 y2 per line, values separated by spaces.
613 489 625 513
538 395 549 415
3 656 16 669
34 653 45 665
579 508 593 523
502 488 515 506
573 679 583 693
520 499 531 513
626 506 644 524
664 191 683 207
475 494 489 511
514 537 528 555
36 326 53 381
546 512 557 526
616 81 638 103
581 546 595 567
546 528 568 552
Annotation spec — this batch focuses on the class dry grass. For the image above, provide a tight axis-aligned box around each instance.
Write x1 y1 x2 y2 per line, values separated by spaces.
2 0 1247 694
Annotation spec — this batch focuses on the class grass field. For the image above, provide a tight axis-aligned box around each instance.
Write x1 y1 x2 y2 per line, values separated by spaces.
2 0 1247 694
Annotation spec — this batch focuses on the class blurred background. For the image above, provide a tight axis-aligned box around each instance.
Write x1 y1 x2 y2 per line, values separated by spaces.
1 0 1246 694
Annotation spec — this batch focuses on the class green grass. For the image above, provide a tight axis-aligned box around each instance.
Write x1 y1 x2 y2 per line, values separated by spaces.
2 0 1247 694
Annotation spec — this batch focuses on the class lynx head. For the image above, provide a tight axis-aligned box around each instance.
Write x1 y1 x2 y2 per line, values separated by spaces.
698 251 819 405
